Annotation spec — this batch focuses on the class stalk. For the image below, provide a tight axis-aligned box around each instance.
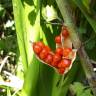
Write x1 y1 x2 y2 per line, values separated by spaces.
55 0 96 95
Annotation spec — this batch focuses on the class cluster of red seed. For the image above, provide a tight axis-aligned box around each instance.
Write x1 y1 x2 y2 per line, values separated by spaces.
32 26 73 74
55 26 69 44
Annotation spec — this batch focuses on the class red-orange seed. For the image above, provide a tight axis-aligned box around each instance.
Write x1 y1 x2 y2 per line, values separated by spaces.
39 46 50 60
61 26 69 38
36 41 44 48
51 54 61 67
55 35 61 44
62 30 69 38
58 68 65 74
44 53 53 64
63 48 72 57
55 47 63 56
33 43 42 54
44 46 51 52
58 59 71 68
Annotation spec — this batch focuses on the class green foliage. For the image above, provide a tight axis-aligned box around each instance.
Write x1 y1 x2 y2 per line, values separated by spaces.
71 82 93 96
85 39 96 50
7 87 11 96
72 0 96 61
82 0 90 12
72 0 96 33
0 4 5 17
0 36 17 52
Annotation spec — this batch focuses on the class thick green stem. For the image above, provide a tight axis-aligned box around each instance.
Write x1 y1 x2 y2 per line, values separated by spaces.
56 0 96 95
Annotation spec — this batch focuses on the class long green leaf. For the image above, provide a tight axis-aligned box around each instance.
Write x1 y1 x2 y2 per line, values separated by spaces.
72 0 96 33
12 0 41 96
12 0 56 96
12 0 28 72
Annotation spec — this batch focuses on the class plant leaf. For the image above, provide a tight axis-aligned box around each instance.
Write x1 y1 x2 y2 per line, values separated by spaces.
72 0 96 33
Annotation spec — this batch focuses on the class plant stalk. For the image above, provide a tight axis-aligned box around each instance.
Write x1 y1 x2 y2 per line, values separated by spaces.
55 0 96 95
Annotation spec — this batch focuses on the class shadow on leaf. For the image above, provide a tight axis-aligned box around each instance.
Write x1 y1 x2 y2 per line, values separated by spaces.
28 10 36 25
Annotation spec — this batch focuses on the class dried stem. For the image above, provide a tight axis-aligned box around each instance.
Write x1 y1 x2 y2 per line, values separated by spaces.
0 56 9 73
55 0 96 95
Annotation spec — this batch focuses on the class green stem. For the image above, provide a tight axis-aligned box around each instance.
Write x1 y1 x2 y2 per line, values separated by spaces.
55 0 96 95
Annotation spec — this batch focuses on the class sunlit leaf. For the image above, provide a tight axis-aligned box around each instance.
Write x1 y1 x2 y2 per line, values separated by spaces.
42 5 58 22
82 0 90 13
